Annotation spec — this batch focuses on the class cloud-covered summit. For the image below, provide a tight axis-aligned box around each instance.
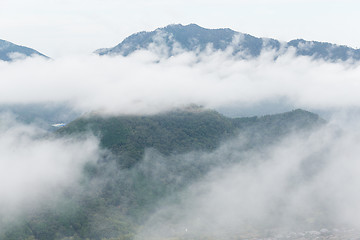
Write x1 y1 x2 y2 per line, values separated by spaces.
96 23 360 62
0 39 48 61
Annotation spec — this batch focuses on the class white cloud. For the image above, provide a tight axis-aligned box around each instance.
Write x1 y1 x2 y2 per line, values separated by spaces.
0 49 359 115
0 113 99 218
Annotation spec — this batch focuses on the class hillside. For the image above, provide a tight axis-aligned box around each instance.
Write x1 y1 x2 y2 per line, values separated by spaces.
58 108 323 167
95 24 360 62
1 108 324 240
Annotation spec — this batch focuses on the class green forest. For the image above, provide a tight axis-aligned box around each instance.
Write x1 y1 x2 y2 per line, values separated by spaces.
0 108 324 240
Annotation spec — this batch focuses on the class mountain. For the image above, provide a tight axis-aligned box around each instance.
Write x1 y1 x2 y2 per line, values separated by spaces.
0 39 48 61
96 24 360 61
1 108 325 240
57 107 324 167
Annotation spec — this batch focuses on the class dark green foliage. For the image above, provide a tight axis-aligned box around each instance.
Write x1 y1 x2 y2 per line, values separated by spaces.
1 108 324 240
59 108 322 167
233 109 325 146
57 108 236 167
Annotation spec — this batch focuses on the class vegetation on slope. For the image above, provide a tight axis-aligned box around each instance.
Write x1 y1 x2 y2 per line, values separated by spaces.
0 108 324 240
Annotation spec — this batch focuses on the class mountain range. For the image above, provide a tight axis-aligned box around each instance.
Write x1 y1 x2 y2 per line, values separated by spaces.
0 39 48 61
96 24 360 62
2 24 360 62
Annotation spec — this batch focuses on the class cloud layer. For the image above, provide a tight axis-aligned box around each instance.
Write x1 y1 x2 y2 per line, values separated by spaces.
1 49 360 116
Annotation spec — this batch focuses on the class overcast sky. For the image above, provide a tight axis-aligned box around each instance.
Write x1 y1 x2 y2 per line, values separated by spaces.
1 0 359 57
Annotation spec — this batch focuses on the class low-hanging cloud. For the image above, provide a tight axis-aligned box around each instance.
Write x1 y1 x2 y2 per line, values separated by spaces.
0 46 360 116
0 113 100 223
134 120 360 239
2 42 360 239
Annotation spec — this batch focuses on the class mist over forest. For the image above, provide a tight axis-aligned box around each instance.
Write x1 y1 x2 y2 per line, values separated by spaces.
1 25 360 240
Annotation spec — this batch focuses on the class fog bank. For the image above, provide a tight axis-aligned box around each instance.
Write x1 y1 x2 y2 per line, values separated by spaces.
1 48 360 116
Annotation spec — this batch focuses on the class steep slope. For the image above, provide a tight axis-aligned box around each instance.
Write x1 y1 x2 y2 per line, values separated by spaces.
96 24 360 61
0 39 48 61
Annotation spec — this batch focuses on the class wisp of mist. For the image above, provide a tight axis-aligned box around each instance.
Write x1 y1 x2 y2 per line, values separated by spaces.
135 120 360 239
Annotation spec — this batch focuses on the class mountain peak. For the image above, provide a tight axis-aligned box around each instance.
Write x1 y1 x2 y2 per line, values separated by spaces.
95 24 360 62
96 23 241 56
160 23 202 30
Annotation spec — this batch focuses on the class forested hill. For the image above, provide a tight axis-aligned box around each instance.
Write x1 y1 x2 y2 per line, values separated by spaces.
1 108 324 240
57 108 324 167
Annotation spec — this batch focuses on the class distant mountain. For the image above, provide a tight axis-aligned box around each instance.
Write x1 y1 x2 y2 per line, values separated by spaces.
96 24 360 61
0 39 48 61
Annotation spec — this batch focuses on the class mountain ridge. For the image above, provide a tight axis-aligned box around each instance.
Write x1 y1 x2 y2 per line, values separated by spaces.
0 39 48 61
96 23 360 61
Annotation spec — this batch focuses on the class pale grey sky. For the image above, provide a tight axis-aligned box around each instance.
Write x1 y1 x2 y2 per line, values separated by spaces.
0 0 359 57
